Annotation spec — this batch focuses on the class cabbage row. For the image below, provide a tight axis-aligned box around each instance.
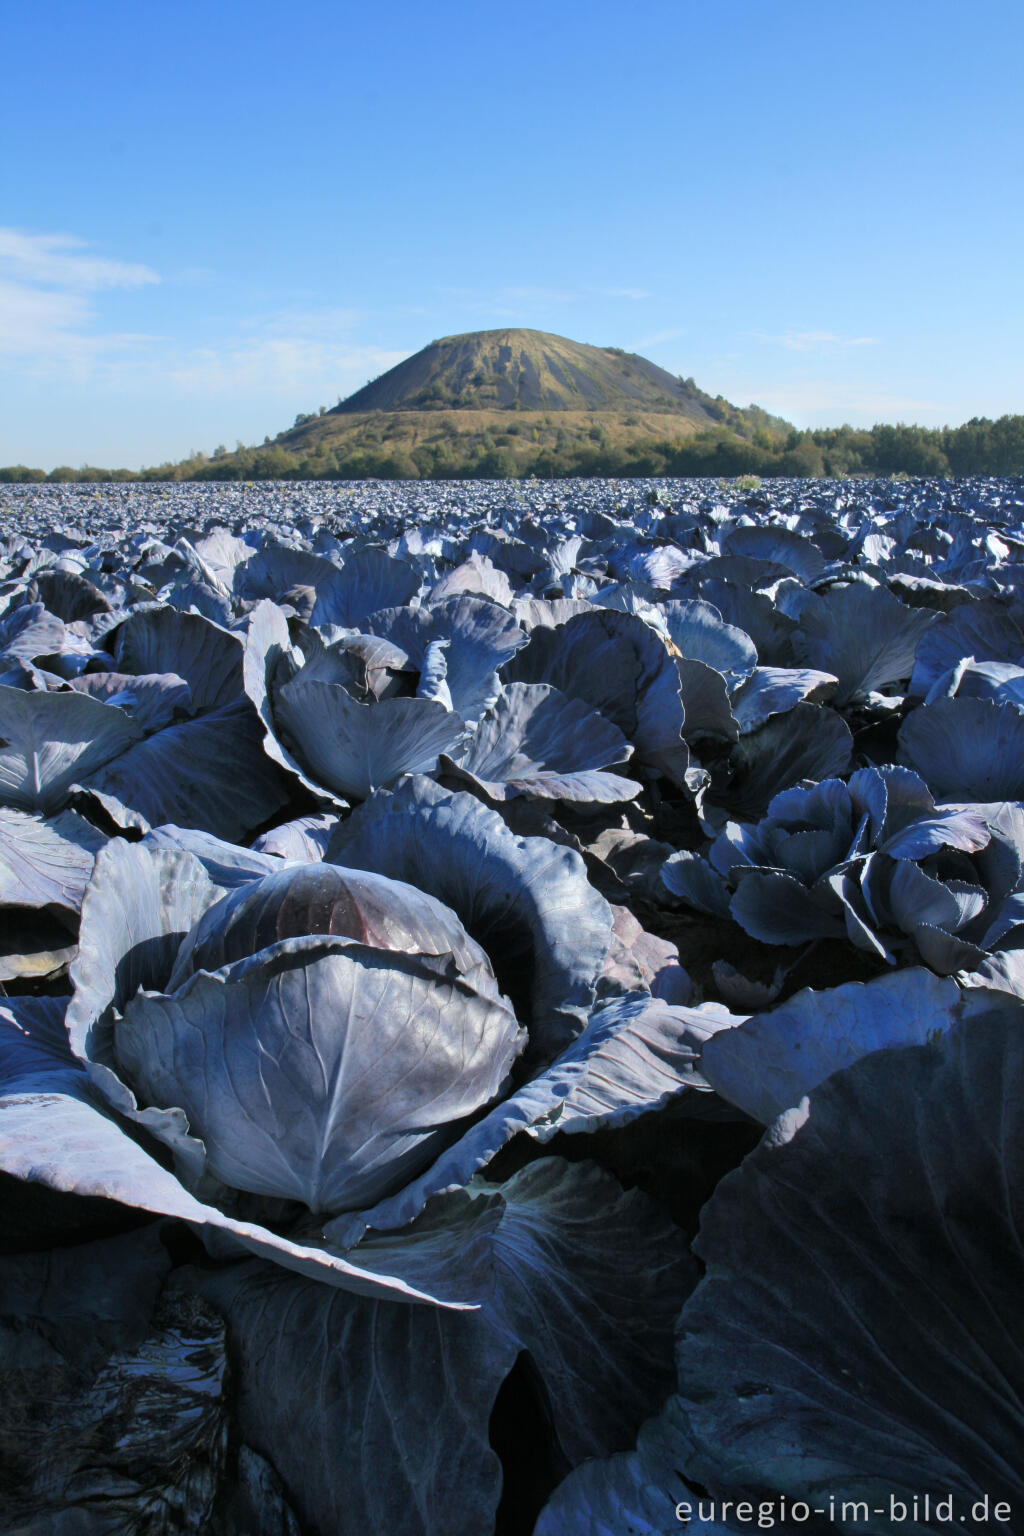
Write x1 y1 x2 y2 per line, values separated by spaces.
1 474 1023 1535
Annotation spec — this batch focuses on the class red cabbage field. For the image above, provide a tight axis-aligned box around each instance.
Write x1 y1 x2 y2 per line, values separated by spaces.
2 474 1023 1535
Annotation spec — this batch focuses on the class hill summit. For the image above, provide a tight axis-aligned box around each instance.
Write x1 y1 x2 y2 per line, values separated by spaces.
332 328 722 421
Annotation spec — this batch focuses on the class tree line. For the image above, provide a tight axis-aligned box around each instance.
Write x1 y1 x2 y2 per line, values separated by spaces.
3 413 1023 483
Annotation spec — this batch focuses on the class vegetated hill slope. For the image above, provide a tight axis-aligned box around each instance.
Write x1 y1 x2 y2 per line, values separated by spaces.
272 329 791 475
329 328 722 417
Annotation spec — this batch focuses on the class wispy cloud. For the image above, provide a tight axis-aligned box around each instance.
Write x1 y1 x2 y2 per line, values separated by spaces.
166 335 409 398
0 227 409 403
0 280 157 381
0 228 159 292
0 228 161 380
752 328 879 352
163 306 410 398
0 279 90 351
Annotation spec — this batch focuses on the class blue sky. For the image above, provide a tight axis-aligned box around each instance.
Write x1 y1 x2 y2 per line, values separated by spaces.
2 0 1021 468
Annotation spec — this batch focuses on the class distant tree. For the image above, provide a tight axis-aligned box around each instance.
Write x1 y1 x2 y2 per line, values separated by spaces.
377 451 420 479
868 424 949 477
473 448 517 478
778 438 827 477
0 465 45 482
963 415 1024 475
249 446 299 479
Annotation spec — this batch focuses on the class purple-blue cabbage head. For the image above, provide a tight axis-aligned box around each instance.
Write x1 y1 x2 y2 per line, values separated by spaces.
75 845 526 1225
662 764 1021 973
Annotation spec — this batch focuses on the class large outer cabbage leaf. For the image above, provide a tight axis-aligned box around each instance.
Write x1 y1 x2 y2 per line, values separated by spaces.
537 1008 1024 1535
700 968 967 1124
112 605 243 712
80 697 290 839
234 544 343 607
676 1009 1024 1524
69 668 193 733
718 703 853 819
908 597 1024 698
535 1398 738 1535
673 656 739 742
699 576 798 667
189 1155 692 1536
275 677 466 800
430 551 515 607
0 806 106 910
730 664 838 733
242 599 347 803
365 594 529 725
0 685 143 813
442 681 639 804
251 811 339 861
506 607 690 785
722 523 827 581
792 581 937 703
192 1259 515 1536
309 546 420 628
0 600 66 663
661 597 757 685
899 696 1024 800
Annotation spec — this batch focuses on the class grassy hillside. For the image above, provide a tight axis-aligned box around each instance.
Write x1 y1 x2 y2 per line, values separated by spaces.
273 404 727 479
